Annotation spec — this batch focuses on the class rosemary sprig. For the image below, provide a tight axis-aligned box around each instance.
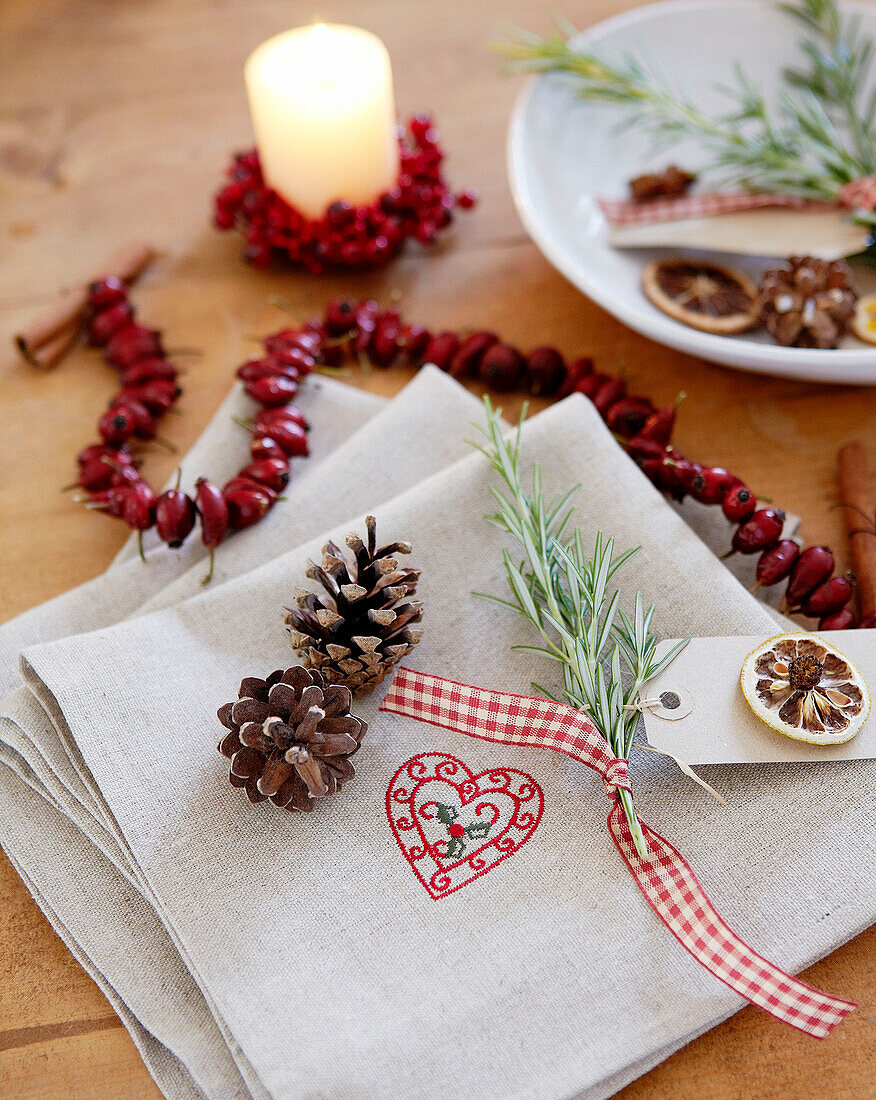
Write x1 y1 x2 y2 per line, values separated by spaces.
471 400 689 858
496 0 875 200
781 0 876 173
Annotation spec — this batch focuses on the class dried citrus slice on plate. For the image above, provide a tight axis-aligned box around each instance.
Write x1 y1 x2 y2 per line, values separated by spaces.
851 293 876 345
740 632 870 746
642 258 759 335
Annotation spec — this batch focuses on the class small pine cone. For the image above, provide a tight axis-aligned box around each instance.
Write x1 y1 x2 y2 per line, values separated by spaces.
758 256 858 349
217 665 367 811
283 515 422 695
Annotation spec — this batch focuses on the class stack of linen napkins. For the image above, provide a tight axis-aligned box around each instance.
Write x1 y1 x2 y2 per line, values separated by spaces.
1 367 872 1100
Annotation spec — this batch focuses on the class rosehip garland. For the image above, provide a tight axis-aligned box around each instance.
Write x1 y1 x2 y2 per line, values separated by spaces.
256 296 865 630
213 114 477 272
73 279 311 582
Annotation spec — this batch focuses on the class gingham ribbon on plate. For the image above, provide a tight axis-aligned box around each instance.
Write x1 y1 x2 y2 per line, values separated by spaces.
598 177 876 227
380 667 857 1038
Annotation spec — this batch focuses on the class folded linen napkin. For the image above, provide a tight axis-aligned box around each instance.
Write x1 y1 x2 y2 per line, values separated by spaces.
12 394 873 1100
0 366 487 1100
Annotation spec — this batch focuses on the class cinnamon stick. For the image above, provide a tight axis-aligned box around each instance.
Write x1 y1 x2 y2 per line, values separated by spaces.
21 322 81 370
838 441 876 621
14 239 157 367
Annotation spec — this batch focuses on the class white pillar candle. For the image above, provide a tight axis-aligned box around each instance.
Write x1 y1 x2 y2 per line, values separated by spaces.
244 23 400 218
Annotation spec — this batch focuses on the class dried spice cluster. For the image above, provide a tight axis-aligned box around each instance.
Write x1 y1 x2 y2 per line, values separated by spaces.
259 296 868 630
214 115 476 272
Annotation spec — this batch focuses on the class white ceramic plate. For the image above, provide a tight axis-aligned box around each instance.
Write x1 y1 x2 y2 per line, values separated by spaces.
507 0 876 384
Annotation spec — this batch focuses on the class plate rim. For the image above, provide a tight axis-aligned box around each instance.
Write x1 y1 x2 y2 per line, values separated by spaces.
506 0 876 384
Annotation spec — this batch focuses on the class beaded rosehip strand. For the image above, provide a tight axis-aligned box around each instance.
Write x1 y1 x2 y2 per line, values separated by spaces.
259 295 864 630
73 280 311 581
213 114 477 272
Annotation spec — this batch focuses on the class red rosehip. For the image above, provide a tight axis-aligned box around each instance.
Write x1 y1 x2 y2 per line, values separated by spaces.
559 356 595 398
109 397 157 441
252 406 309 432
88 302 134 347
592 377 627 416
423 332 460 372
525 347 566 396
627 435 666 464
479 343 525 391
638 406 676 446
237 358 299 383
195 477 228 547
77 458 116 492
801 573 855 618
155 488 196 548
400 324 432 364
722 485 757 523
244 374 299 406
575 371 609 399
85 485 132 518
239 458 290 492
222 476 276 501
324 298 358 336
224 485 273 529
88 276 128 311
369 310 402 368
118 379 181 415
605 396 654 439
251 435 287 462
195 477 229 582
818 608 856 631
271 346 315 374
731 509 785 554
105 325 164 367
690 467 741 506
449 331 498 379
755 540 800 587
264 329 321 357
786 546 835 606
77 443 134 469
120 359 178 387
256 417 308 457
98 407 136 445
122 481 157 531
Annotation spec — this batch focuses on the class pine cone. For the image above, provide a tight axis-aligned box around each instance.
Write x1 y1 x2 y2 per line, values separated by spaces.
217 665 367 811
759 256 858 348
283 516 422 695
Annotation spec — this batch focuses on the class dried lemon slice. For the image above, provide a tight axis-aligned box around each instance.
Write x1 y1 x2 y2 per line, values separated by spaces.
851 293 876 345
642 258 759 335
740 633 870 745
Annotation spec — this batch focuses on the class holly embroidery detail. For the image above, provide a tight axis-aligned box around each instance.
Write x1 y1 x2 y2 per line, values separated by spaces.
434 802 493 859
386 752 544 900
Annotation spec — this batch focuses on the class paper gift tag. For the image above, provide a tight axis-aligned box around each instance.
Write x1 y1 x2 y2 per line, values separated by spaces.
609 208 871 261
641 630 875 765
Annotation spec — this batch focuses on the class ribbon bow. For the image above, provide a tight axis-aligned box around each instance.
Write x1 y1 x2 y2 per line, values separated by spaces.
380 667 856 1039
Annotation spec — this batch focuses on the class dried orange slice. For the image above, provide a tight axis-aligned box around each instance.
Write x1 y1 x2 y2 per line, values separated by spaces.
851 292 876 345
740 632 870 746
642 258 759 334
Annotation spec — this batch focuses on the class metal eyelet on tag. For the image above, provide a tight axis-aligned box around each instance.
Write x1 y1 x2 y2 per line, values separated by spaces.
639 688 693 721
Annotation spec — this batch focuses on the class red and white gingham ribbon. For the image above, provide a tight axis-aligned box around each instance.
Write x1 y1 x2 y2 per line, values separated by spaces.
380 668 857 1038
598 177 876 227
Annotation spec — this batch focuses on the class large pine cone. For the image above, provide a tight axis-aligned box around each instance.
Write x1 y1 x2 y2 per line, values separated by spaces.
759 256 858 348
283 515 422 695
217 666 366 812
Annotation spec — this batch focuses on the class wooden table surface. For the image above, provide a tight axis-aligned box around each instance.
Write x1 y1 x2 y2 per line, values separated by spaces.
1 0 874 1096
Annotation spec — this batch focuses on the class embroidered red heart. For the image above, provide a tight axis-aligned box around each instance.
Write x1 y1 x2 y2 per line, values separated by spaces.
386 752 543 900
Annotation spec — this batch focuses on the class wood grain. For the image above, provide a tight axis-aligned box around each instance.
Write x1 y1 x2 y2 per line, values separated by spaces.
0 0 873 1096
